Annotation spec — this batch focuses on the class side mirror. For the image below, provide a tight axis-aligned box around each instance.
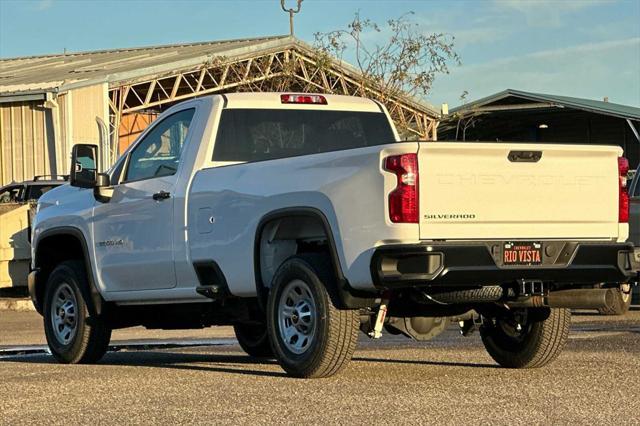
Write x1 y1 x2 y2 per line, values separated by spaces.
96 173 110 187
70 144 98 188
93 173 113 203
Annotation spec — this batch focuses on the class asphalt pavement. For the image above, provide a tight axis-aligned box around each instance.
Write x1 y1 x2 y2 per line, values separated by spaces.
1 310 639 425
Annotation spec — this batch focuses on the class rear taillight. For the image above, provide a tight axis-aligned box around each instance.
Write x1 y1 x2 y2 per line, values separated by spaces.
280 94 327 105
385 154 419 223
618 157 629 223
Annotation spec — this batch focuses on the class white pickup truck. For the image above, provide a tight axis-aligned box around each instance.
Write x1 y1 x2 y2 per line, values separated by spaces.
29 93 639 378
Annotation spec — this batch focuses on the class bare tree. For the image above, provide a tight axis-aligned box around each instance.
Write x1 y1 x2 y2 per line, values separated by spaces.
313 11 461 103
454 112 482 141
453 90 481 141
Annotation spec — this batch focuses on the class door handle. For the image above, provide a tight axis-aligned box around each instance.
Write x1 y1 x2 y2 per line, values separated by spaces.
152 190 171 201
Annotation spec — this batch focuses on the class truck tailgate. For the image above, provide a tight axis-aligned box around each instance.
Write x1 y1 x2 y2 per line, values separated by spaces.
418 142 622 240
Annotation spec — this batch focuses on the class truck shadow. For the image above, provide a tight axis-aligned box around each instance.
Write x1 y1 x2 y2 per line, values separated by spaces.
1 350 498 375
353 356 498 369
0 351 287 378
103 351 287 378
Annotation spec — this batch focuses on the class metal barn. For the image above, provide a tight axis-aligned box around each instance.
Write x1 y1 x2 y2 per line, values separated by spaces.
438 89 640 167
0 35 440 186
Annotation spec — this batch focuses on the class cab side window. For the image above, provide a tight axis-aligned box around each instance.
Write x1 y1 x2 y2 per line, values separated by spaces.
125 109 195 182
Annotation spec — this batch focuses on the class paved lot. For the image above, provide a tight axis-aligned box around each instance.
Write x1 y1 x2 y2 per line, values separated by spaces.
1 310 639 425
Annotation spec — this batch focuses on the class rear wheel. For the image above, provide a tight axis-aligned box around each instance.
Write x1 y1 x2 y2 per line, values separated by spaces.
597 284 632 315
43 260 111 364
267 254 359 378
480 307 570 368
233 322 273 358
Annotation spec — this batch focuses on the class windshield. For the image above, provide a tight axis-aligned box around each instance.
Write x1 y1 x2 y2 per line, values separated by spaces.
0 185 22 203
212 109 395 162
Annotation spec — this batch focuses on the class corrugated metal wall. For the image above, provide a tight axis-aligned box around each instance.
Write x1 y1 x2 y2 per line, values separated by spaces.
0 84 108 186
70 84 107 146
0 100 53 186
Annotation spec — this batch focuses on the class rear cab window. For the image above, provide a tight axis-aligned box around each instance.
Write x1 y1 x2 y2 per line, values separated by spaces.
212 109 395 162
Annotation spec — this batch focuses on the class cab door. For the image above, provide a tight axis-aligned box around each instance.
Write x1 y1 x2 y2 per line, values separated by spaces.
93 108 196 292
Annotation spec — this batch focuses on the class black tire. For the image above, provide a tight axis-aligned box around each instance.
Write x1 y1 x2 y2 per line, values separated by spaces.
480 307 570 369
597 285 632 315
233 322 274 358
266 254 359 378
43 260 111 364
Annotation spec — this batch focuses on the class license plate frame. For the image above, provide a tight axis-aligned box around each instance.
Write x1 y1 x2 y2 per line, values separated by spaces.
503 242 543 266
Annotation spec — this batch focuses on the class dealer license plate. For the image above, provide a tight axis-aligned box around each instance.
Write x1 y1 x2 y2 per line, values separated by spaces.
503 242 542 266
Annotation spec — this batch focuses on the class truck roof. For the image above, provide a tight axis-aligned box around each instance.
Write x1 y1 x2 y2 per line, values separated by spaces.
222 92 383 112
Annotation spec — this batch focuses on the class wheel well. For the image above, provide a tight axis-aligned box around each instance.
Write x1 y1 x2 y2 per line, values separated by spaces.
33 233 87 312
256 214 334 291
254 210 379 310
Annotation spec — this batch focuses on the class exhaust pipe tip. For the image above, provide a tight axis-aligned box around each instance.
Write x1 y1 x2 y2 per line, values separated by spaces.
507 288 618 310
547 288 616 310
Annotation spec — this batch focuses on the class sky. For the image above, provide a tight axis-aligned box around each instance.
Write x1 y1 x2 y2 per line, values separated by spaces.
0 0 639 108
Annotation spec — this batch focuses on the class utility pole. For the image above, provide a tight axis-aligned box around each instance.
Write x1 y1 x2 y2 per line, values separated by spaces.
280 0 303 36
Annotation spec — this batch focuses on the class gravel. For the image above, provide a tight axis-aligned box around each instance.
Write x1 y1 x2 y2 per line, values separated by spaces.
0 310 638 425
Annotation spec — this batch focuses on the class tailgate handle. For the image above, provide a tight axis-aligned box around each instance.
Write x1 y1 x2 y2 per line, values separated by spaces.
508 150 542 163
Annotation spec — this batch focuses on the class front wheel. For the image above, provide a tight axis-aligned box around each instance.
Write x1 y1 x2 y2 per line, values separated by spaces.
266 254 359 378
43 260 111 364
480 307 570 369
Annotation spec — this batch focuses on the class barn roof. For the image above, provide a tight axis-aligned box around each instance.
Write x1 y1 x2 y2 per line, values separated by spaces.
450 88 640 121
0 36 290 94
0 35 439 116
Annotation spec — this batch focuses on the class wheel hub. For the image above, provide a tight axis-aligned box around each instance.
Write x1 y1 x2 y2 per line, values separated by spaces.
278 279 316 354
496 309 530 341
50 283 78 345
